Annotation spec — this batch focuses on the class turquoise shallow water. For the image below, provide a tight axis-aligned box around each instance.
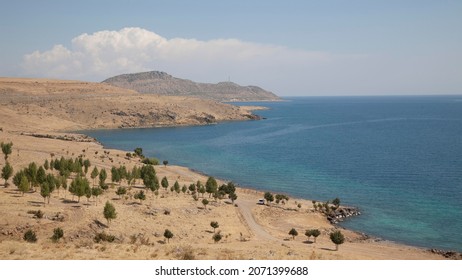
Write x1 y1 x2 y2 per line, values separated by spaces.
83 95 462 252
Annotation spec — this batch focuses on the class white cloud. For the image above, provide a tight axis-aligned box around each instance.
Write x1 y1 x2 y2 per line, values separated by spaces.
24 27 460 95
22 27 336 85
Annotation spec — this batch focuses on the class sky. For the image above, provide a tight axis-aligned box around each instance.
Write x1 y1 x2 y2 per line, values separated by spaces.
1 0 461 96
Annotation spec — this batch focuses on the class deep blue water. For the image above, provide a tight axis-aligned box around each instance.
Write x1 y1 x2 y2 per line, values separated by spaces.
83 96 462 252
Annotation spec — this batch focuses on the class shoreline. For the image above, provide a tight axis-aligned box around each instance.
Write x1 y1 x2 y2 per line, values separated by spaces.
0 78 458 259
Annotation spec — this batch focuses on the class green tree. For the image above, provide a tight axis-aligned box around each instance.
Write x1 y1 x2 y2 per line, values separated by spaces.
163 160 168 167
173 180 180 195
210 221 219 232
111 166 121 185
51 227 64 242
40 182 50 205
164 229 173 243
70 176 90 202
161 176 169 192
1 142 13 161
99 168 107 188
18 174 30 196
305 229 313 241
332 197 341 208
44 159 49 170
83 159 91 175
228 192 238 205
264 192 274 205
202 198 209 210
26 162 38 191
205 177 218 198
115 186 127 199
37 166 46 185
91 187 103 205
311 229 321 243
90 166 99 186
330 230 345 251
134 147 143 158
1 161 13 187
103 201 117 225
199 185 206 198
289 228 298 240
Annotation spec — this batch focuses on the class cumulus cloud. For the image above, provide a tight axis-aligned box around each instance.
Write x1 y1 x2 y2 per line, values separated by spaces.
22 27 338 85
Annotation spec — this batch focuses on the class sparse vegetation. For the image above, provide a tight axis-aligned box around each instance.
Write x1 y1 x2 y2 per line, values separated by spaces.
94 232 116 243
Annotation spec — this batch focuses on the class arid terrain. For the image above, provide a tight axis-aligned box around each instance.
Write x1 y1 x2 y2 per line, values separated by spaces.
0 78 450 259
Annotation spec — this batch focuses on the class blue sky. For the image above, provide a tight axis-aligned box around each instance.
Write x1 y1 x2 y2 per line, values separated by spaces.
1 0 461 96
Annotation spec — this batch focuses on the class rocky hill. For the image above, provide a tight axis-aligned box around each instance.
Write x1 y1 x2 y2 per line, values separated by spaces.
102 71 280 102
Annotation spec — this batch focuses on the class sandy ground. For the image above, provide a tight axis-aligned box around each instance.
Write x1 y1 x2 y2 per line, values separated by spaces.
0 78 448 260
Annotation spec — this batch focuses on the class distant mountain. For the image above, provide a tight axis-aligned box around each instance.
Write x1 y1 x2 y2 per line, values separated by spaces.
102 71 280 102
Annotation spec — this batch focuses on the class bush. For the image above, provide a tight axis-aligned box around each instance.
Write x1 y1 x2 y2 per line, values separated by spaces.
51 227 64 242
94 232 116 243
24 229 37 243
142 157 159 165
212 232 222 243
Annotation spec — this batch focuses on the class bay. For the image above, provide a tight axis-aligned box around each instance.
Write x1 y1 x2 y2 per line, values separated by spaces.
83 95 462 252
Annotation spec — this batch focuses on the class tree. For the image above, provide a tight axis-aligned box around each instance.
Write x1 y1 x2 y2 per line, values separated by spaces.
173 180 180 195
210 221 219 232
305 229 313 241
311 229 321 243
91 187 103 205
90 166 99 186
264 192 274 205
103 201 117 225
228 192 238 205
44 159 49 170
26 162 38 191
40 182 50 205
37 166 46 185
18 174 30 196
115 186 127 199
1 141 13 161
70 176 90 202
164 229 173 243
134 190 146 203
99 168 107 188
111 166 121 185
212 232 222 243
205 177 218 198
289 228 298 240
134 147 143 158
51 227 64 242
202 198 209 210
83 159 91 175
332 197 341 208
330 230 345 251
163 160 168 167
161 176 169 192
1 161 13 187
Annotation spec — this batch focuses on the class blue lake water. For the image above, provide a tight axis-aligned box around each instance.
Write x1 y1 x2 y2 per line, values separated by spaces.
83 95 462 252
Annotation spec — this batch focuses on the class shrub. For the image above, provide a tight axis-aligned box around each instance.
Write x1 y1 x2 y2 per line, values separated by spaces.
330 230 345 251
51 227 64 242
94 232 116 243
23 229 37 243
213 232 222 243
142 157 159 165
